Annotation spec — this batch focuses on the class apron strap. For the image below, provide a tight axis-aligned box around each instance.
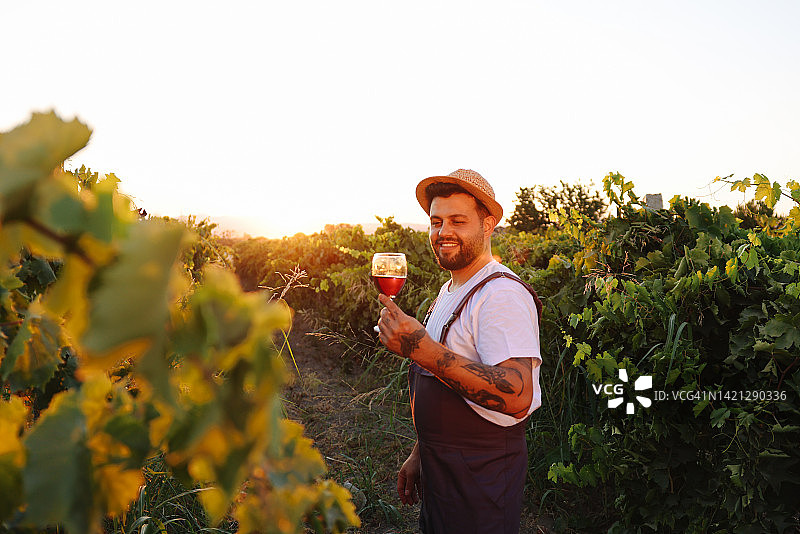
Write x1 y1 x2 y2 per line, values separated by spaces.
439 271 543 344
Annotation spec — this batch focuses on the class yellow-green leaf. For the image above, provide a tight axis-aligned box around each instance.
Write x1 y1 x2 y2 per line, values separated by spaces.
788 206 800 228
81 220 185 366
729 176 751 193
574 342 592 365
42 257 93 341
0 302 62 391
753 174 782 209
0 111 90 173
0 397 28 520
0 112 91 221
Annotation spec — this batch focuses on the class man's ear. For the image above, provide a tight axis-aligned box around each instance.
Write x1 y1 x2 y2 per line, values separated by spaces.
483 215 497 237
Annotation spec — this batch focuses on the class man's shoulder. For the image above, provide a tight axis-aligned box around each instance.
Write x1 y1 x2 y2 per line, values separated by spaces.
470 260 517 285
472 264 536 306
484 260 512 274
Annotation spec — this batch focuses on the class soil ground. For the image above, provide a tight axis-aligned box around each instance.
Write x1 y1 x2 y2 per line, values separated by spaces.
281 316 551 534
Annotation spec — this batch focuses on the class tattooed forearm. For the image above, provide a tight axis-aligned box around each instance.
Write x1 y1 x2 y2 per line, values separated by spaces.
399 328 427 358
436 350 458 369
439 376 507 412
463 363 521 395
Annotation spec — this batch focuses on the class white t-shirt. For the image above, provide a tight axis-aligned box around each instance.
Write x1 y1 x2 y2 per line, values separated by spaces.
422 260 542 427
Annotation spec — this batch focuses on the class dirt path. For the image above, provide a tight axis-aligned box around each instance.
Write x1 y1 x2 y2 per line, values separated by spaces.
281 316 420 533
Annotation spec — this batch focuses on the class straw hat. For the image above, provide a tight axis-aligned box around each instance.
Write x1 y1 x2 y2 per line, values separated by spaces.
416 169 503 222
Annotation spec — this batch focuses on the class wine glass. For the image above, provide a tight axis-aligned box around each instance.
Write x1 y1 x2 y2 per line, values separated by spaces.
372 252 407 333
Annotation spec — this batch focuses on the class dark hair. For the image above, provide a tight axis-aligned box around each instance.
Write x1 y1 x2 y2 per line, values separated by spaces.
425 182 491 220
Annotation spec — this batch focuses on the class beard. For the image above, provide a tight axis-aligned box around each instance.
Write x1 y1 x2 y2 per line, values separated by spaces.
432 231 485 271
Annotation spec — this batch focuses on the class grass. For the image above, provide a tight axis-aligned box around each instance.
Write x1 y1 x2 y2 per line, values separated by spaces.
105 454 237 534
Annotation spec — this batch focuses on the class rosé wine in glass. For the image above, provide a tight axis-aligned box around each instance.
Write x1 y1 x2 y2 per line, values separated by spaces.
372 252 407 333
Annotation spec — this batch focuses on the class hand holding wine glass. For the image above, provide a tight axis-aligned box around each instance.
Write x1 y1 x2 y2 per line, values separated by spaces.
372 252 407 333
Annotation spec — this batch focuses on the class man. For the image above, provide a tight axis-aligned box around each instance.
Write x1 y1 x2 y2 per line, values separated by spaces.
377 169 542 534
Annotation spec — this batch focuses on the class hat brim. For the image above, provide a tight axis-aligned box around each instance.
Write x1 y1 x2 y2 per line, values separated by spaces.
416 175 503 222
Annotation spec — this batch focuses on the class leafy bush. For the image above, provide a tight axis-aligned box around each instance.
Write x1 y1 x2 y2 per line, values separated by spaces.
0 112 359 533
545 172 800 532
494 226 580 271
734 199 776 230
509 180 607 232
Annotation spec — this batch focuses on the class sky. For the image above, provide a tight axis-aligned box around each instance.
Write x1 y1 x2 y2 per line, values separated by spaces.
3 1 799 238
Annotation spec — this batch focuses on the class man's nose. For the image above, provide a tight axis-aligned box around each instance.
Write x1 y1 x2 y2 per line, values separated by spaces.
439 221 456 237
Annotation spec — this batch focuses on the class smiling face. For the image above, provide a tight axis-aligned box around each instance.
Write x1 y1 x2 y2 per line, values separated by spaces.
429 193 495 273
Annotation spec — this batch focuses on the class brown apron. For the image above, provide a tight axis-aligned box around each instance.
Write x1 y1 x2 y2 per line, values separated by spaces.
410 366 528 534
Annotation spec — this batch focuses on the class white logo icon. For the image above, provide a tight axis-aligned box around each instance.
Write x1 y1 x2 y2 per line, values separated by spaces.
606 369 653 414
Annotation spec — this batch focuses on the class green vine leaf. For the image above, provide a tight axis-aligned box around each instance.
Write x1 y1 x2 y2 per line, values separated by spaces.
22 394 92 534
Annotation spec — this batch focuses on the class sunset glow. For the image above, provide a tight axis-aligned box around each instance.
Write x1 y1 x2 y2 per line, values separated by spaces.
3 1 799 237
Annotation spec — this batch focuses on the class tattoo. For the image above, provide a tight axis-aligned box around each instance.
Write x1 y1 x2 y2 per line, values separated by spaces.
436 350 458 369
399 328 427 359
439 376 507 412
472 390 507 412
432 355 532 413
463 363 521 395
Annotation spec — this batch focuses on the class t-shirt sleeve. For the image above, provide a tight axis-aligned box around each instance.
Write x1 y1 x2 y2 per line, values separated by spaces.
472 286 541 367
